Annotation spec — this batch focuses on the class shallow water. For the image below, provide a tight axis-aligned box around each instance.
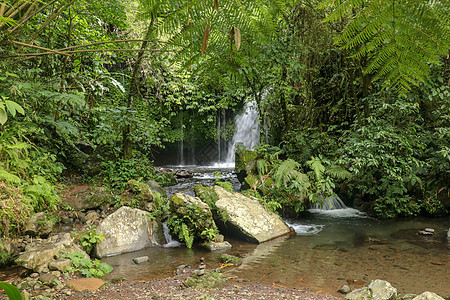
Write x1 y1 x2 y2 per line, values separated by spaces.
102 207 449 297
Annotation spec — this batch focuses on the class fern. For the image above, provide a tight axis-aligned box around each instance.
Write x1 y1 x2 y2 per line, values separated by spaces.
318 0 450 94
306 157 325 181
325 165 352 180
181 222 194 249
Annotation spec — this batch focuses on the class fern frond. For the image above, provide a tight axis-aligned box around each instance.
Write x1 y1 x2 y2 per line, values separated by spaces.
306 157 325 181
325 165 352 180
319 0 450 94
274 159 303 187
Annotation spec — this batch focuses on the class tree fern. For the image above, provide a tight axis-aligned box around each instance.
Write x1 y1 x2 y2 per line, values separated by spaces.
318 0 450 94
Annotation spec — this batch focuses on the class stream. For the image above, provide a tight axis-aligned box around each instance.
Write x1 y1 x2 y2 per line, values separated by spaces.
101 166 450 298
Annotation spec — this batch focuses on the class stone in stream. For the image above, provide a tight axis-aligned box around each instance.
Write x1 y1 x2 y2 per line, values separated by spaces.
132 256 149 264
94 206 165 258
201 241 232 251
339 284 352 294
213 186 291 243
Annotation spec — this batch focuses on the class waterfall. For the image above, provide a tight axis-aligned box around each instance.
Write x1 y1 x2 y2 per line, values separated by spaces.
162 222 182 248
309 194 347 210
217 112 221 162
225 100 260 164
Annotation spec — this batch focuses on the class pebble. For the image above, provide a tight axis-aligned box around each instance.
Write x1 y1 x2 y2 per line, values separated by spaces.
338 284 351 294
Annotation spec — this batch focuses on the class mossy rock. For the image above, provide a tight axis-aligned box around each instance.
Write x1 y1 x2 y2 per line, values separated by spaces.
235 149 258 175
168 193 219 247
194 184 218 209
219 254 242 265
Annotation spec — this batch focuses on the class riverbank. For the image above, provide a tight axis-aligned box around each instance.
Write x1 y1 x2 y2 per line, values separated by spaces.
55 271 338 300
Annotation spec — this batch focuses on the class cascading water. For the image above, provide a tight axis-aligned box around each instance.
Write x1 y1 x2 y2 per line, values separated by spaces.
162 222 182 248
309 194 347 210
224 100 260 165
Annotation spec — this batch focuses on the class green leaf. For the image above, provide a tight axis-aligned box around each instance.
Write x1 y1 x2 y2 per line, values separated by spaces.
0 281 22 300
0 108 7 125
5 100 25 116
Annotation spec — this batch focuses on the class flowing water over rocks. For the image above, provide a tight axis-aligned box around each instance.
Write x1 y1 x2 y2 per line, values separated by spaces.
99 167 449 298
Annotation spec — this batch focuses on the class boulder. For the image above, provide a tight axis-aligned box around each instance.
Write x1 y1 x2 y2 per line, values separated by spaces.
94 206 164 258
15 233 86 273
412 292 445 300
24 212 54 237
168 193 218 247
213 186 290 243
345 280 397 300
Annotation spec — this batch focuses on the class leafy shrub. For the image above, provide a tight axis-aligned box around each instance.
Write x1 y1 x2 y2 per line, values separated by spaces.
65 251 113 278
72 225 105 255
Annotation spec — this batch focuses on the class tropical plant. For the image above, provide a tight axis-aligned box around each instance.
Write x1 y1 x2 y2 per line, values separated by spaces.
0 281 21 300
318 0 450 93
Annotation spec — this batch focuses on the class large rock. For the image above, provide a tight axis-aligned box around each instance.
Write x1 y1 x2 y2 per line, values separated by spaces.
94 206 164 258
15 233 87 273
213 186 290 243
412 292 445 300
345 279 397 300
24 212 54 237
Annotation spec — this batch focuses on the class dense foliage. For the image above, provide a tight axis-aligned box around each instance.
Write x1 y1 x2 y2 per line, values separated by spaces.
0 0 448 238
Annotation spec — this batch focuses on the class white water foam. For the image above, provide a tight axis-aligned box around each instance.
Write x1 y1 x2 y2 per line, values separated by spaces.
162 222 183 248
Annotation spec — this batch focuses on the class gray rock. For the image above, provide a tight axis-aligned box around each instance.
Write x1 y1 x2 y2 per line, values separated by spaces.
345 287 372 300
345 279 397 300
132 256 149 264
202 241 232 251
146 180 166 196
15 233 87 273
82 211 100 224
24 212 53 237
48 258 72 272
214 186 291 243
94 206 164 258
412 292 445 300
339 284 352 294
424 228 434 233
368 279 397 300
39 273 56 286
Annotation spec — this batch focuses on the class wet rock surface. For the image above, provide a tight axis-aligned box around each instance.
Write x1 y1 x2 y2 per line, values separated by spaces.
214 186 291 243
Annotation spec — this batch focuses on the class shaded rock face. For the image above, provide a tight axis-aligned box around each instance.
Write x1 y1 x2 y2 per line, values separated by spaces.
65 186 114 211
15 233 86 273
94 206 164 258
213 186 290 243
24 212 54 237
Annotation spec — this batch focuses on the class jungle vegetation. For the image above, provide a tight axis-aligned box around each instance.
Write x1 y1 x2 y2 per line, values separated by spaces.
0 0 448 237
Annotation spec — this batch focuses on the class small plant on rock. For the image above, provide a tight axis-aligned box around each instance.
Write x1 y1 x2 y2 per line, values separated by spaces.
72 225 104 255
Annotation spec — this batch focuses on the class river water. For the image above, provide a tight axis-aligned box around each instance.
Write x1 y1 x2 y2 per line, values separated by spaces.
101 167 449 298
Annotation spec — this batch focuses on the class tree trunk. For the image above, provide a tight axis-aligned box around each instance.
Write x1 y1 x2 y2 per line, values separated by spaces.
122 19 154 159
